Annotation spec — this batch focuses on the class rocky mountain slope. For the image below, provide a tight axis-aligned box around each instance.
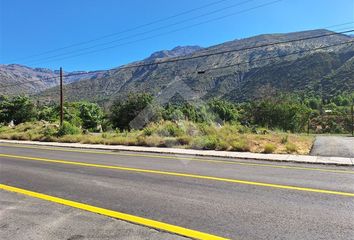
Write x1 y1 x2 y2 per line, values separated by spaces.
2 29 353 104
144 46 203 61
0 46 202 96
0 64 106 95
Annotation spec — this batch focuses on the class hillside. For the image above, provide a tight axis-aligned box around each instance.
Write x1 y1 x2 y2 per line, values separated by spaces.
0 64 105 95
0 46 202 96
3 29 354 104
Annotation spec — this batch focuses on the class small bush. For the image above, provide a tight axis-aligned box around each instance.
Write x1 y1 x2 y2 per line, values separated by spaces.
281 135 288 144
285 143 297 153
143 127 154 136
141 135 164 147
263 143 276 154
198 123 217 136
42 125 58 137
190 135 219 150
0 126 8 133
161 137 179 147
202 136 219 150
231 139 250 152
215 140 230 151
9 133 30 141
156 122 183 137
103 136 126 145
57 122 81 136
177 136 192 145
181 121 199 136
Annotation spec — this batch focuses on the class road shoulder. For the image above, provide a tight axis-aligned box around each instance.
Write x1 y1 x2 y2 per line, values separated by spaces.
0 139 353 166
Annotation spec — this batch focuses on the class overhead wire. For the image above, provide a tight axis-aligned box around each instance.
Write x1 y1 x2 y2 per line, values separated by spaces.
24 0 259 64
26 0 282 65
2 28 353 89
59 39 354 93
7 0 234 63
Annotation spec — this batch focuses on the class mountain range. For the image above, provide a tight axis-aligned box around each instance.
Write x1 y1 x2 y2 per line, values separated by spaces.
1 29 353 106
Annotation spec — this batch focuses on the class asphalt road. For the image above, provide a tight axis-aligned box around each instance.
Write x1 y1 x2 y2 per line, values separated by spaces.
311 136 354 158
0 190 187 240
1 143 354 239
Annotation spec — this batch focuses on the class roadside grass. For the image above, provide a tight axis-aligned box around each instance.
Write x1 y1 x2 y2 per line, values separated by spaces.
0 121 314 154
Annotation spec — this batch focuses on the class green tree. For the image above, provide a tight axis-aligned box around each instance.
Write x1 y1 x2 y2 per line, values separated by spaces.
163 103 214 123
248 97 311 132
110 93 156 130
208 98 239 122
0 96 36 124
77 102 104 130
37 105 58 122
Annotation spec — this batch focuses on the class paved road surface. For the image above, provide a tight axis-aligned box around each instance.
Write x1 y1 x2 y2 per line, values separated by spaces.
1 143 354 239
0 190 187 240
311 136 354 158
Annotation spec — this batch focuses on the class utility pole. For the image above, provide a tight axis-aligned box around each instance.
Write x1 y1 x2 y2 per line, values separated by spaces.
351 104 354 136
60 67 64 126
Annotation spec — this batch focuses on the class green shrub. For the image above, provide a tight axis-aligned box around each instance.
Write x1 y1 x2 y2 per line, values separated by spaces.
281 135 288 144
198 123 217 136
143 127 154 136
161 137 179 147
0 126 8 133
215 140 230 151
157 122 183 137
202 136 219 150
140 135 164 147
191 136 219 150
208 98 239 122
231 139 250 152
175 121 199 136
177 136 192 145
77 102 104 130
57 122 81 136
285 143 297 153
42 125 58 137
110 93 158 130
0 96 36 125
263 143 276 154
9 133 30 140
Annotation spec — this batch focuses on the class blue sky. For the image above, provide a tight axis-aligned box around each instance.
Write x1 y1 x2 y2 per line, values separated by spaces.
1 0 353 71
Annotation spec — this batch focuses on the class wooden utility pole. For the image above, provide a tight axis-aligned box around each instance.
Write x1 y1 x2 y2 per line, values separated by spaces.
60 67 64 126
351 104 354 136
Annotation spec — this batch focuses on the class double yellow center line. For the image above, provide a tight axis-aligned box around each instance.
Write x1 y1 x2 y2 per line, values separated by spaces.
1 153 354 197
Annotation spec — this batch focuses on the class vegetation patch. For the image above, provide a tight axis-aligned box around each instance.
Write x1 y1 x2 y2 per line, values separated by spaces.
3 92 349 155
263 143 277 154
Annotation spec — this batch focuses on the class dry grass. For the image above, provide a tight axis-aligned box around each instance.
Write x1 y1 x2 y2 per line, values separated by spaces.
0 121 314 155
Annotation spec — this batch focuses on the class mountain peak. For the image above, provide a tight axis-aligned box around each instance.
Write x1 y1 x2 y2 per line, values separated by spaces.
145 45 203 61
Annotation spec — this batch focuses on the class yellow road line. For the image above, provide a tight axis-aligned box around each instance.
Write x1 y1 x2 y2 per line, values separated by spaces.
0 143 352 175
0 184 228 240
1 153 354 197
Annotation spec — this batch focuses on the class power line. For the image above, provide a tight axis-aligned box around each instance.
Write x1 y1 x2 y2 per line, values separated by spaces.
201 39 354 72
71 29 354 72
24 0 258 64
27 0 282 65
2 29 353 89
324 21 354 29
61 39 354 93
7 0 233 63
